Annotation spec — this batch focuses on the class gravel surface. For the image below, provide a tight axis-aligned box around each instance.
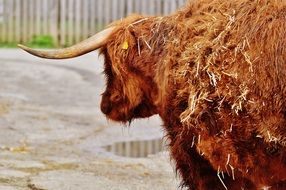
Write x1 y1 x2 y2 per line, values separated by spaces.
0 49 182 190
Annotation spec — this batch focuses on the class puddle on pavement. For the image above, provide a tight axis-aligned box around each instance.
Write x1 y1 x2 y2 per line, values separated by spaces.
105 138 167 158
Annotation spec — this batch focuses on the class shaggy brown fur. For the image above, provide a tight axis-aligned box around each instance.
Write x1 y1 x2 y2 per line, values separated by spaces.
99 0 286 189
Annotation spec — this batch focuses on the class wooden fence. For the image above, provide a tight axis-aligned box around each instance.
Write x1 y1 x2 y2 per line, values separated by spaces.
0 0 187 47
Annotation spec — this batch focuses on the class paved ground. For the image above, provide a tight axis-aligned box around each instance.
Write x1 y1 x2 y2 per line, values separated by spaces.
0 49 181 190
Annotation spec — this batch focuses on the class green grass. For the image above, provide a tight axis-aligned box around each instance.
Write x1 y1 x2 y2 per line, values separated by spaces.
0 35 56 49
26 35 55 48
0 42 18 48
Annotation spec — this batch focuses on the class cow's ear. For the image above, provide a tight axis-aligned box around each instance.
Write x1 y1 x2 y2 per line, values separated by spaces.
107 15 146 48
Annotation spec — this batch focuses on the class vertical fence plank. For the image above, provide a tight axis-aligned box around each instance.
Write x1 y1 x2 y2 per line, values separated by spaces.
26 0 31 42
89 0 95 34
1 0 4 42
0 0 2 42
7 0 14 43
60 0 66 46
35 0 41 34
50 0 59 46
112 0 118 21
156 0 162 15
134 0 140 13
97 0 104 31
68 0 74 45
148 0 155 15
3 0 8 42
42 0 49 35
104 0 111 25
163 0 170 15
0 0 2 25
141 0 147 14
5 0 10 42
29 0 35 40
75 0 81 42
8 0 13 42
126 0 133 15
170 0 177 13
118 0 125 18
15 0 21 42
83 0 89 39
0 0 5 43
22 0 28 43
179 0 186 7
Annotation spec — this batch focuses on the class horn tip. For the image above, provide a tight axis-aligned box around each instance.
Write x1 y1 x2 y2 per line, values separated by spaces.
18 44 29 51
17 44 24 48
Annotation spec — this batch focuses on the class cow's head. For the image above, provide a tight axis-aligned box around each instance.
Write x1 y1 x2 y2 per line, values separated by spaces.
18 15 160 123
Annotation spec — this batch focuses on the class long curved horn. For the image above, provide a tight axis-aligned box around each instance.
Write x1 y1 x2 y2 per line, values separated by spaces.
18 27 115 59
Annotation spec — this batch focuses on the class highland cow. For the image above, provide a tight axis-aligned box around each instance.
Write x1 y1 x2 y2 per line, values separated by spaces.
19 0 286 189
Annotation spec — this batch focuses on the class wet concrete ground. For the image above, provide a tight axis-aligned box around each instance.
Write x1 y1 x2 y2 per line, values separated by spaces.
0 49 181 190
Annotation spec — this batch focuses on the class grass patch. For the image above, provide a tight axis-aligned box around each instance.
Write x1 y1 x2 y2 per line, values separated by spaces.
26 35 55 48
0 43 18 48
0 35 56 49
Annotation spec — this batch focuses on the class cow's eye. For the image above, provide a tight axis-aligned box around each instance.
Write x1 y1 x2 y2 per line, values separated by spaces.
111 94 121 102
